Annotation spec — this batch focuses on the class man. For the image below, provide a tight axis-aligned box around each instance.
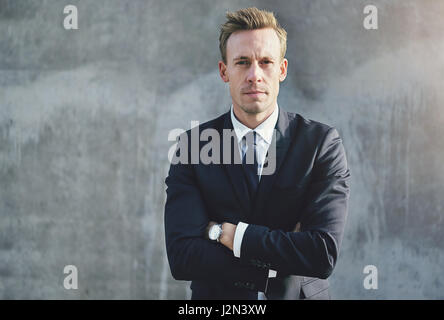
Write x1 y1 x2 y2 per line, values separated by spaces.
164 7 350 300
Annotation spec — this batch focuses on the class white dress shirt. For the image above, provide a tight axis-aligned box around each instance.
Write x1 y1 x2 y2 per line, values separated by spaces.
230 104 278 283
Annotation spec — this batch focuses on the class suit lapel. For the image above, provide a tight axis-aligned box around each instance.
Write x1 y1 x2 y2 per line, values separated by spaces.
221 112 252 219
251 109 293 220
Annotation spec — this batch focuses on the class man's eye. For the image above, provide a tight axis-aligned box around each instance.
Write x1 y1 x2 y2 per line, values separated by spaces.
262 60 272 64
236 61 248 65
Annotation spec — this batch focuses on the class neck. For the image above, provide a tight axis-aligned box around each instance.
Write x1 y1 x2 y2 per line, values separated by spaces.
233 103 276 129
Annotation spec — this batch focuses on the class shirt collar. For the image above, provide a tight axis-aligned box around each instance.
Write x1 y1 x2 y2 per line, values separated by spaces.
230 103 279 145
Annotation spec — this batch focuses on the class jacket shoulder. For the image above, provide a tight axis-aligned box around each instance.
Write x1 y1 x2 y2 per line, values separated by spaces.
182 112 227 137
291 112 333 132
199 112 227 131
286 111 337 141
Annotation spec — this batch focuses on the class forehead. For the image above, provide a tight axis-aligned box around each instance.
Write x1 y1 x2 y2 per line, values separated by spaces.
226 28 281 60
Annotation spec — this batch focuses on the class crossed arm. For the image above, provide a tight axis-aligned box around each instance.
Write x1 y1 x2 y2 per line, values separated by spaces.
205 221 302 252
164 127 350 286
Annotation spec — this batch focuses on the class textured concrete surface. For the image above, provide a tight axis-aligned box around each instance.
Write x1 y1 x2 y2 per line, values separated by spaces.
1 0 444 299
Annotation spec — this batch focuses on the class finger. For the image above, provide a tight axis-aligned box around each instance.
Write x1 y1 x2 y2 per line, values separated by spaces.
294 222 301 232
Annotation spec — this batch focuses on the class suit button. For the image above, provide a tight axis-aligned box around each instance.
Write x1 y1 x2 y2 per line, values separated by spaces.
234 282 241 287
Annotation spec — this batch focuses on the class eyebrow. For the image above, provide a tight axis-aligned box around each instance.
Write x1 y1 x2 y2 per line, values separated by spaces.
233 56 249 61
233 56 274 62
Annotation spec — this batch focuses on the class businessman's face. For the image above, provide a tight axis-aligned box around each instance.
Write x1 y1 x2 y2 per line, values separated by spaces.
219 28 288 116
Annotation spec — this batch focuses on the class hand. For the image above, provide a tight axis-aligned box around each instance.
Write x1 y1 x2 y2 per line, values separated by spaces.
219 222 236 251
294 222 302 232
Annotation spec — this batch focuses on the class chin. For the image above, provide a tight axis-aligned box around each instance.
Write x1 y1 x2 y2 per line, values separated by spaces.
240 102 270 115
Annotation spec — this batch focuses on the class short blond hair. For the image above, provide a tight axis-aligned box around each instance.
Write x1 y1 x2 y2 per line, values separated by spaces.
219 7 287 64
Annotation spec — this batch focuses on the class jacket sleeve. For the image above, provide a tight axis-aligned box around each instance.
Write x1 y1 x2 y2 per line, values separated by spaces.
239 127 351 279
164 132 268 290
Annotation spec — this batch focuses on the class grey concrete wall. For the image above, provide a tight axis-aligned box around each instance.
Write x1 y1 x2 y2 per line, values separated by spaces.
1 0 443 299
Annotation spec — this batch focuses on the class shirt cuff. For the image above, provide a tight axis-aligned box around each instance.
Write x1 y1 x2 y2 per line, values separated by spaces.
233 222 249 258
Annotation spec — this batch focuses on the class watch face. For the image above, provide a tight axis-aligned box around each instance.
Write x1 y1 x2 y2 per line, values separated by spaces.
209 225 221 240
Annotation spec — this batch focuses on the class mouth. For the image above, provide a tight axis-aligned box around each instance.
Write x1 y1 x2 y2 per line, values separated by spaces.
244 90 266 98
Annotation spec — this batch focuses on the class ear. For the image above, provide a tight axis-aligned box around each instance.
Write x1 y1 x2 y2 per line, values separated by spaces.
218 61 229 83
279 58 288 82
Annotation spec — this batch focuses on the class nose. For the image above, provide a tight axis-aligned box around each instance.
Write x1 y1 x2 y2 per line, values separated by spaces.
246 61 262 84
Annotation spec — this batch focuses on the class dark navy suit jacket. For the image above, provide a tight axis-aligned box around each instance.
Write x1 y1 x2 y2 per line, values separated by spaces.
164 108 351 299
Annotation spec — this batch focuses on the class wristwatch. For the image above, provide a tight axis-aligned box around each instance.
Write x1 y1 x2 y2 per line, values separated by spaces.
208 224 223 242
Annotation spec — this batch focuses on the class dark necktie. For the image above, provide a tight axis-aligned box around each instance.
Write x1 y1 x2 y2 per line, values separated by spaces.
242 131 260 199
